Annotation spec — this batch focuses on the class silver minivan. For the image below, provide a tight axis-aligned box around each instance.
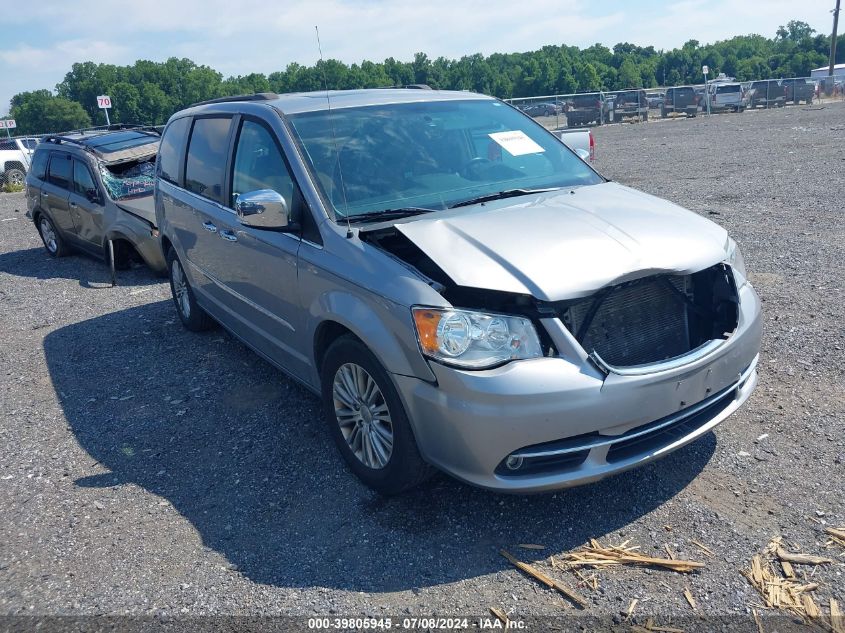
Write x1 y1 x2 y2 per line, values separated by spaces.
155 89 762 494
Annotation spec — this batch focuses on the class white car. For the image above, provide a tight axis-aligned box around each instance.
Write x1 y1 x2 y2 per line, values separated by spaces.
1 137 38 187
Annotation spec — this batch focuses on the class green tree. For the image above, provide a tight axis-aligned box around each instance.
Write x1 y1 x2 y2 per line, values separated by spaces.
10 90 91 134
618 58 642 88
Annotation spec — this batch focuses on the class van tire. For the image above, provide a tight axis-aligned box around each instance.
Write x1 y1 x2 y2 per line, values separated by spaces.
321 335 435 495
166 248 215 332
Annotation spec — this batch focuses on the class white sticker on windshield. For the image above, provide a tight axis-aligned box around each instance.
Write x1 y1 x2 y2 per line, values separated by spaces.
488 131 545 156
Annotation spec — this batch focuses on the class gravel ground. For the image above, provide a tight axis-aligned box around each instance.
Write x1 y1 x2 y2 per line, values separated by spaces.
0 103 843 631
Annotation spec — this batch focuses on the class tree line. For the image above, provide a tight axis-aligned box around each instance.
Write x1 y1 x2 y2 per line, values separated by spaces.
5 20 842 135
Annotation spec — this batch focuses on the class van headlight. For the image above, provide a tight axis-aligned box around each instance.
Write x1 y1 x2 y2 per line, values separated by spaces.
724 237 747 287
412 307 543 369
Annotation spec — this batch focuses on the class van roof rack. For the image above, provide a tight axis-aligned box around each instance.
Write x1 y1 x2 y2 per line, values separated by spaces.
189 92 279 107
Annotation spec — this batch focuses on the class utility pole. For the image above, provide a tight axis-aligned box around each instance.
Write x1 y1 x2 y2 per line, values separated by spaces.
830 0 841 78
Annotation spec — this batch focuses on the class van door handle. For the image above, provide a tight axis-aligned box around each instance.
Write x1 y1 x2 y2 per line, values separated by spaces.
42 192 49 198
69 201 78 208
219 230 238 242
202 221 217 233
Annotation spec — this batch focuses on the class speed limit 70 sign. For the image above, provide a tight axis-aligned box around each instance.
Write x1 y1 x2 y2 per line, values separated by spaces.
97 95 112 109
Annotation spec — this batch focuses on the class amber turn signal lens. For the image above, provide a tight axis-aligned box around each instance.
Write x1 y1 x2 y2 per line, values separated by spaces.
412 308 442 354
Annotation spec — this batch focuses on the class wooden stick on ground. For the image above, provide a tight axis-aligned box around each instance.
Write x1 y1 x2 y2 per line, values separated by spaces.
499 549 588 608
689 539 715 558
683 588 697 610
775 547 834 566
830 598 844 633
489 607 509 626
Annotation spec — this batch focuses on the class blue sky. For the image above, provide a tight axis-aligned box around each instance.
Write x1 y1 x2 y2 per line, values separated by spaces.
0 0 837 115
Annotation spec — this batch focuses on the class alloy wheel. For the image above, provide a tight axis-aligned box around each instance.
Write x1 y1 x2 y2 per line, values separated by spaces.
332 362 394 469
39 218 57 254
171 259 191 319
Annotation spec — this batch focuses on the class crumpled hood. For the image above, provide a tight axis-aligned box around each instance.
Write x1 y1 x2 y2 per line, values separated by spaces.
394 181 729 302
116 195 156 227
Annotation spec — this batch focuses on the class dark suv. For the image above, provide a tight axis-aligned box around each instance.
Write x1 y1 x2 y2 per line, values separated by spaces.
24 126 166 273
780 78 815 105
565 93 604 127
747 80 786 108
610 89 649 121
661 86 699 117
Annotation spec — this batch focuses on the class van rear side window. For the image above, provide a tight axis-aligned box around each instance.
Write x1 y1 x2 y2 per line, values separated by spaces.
185 117 232 204
158 117 191 185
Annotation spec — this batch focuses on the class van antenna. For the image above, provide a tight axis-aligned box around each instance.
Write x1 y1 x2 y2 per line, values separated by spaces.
315 25 353 239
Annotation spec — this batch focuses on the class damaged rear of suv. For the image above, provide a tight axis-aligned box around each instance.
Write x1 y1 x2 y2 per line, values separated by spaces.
156 89 761 494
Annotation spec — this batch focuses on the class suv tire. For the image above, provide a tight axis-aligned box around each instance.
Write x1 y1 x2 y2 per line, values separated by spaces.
166 248 215 332
37 214 69 257
321 335 435 495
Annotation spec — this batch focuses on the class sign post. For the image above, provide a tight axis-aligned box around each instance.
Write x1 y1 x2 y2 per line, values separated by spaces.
0 119 15 139
702 65 711 115
96 95 112 126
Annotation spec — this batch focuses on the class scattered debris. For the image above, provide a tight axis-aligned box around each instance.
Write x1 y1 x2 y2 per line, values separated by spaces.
557 539 704 573
499 549 587 608
489 606 509 626
683 588 696 610
742 553 821 621
824 526 845 549
626 598 638 620
664 544 676 560
517 544 545 550
738 451 752 457
781 560 795 579
756 433 769 441
689 540 715 558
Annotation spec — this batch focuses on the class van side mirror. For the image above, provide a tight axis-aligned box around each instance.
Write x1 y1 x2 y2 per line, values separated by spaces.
86 188 100 204
234 189 291 230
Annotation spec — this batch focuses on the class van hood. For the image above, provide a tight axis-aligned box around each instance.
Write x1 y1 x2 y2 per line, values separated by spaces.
393 181 729 302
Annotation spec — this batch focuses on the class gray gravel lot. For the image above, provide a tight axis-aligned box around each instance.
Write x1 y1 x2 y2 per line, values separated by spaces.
0 103 843 629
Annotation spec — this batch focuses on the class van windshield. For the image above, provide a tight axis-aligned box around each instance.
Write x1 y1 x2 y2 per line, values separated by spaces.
287 99 603 221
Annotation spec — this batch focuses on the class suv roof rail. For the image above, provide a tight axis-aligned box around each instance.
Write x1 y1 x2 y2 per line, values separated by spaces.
54 123 160 136
40 125 161 151
189 92 279 108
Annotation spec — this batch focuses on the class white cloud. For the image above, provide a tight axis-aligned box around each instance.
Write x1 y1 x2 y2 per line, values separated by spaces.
0 40 130 71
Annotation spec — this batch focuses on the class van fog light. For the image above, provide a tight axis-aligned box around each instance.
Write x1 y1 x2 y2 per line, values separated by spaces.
505 455 524 471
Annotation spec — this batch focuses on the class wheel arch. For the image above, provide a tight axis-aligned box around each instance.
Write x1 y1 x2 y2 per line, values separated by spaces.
309 292 436 385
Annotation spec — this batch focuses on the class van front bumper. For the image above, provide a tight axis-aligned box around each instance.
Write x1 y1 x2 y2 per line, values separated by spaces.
393 283 762 493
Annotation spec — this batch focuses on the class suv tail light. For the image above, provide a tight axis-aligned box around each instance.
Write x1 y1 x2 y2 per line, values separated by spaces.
589 131 595 161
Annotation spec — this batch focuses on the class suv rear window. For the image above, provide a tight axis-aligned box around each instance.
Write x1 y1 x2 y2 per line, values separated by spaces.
185 117 232 204
47 153 72 190
572 95 600 107
716 85 741 93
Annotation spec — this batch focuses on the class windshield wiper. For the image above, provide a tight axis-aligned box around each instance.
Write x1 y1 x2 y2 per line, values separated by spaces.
449 187 562 209
343 207 437 224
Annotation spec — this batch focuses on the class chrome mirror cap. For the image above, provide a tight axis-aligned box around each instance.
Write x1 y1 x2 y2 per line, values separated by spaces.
234 189 290 230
